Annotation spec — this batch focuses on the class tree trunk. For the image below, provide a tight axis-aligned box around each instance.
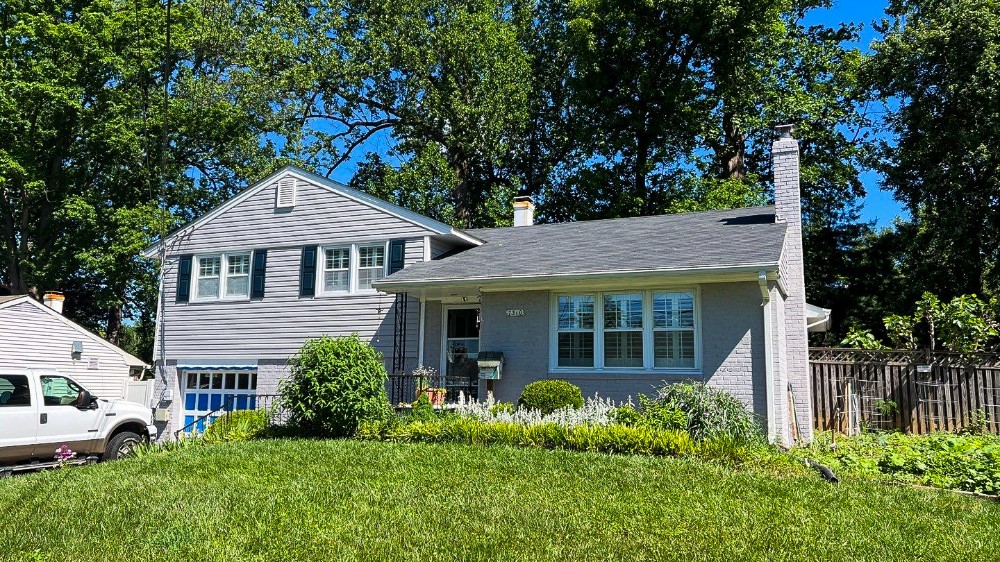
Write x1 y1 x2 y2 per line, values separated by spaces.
452 157 474 228
718 112 746 180
106 305 123 346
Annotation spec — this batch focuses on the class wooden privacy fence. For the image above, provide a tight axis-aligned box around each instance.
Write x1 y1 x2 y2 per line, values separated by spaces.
810 348 1000 434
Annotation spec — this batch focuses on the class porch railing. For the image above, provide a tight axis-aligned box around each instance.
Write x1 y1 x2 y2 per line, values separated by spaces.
386 373 478 406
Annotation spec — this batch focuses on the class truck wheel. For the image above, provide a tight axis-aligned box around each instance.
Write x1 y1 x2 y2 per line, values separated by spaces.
105 431 142 461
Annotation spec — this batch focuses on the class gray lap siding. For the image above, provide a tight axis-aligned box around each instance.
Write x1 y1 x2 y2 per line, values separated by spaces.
473 283 768 419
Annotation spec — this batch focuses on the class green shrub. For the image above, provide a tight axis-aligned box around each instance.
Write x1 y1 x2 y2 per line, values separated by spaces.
371 416 699 457
410 393 436 422
610 405 643 426
518 380 584 414
490 402 516 416
647 380 762 443
280 334 391 438
202 410 270 443
638 395 687 430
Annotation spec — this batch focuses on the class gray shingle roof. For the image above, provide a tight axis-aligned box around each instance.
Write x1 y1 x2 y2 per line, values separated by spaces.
0 295 26 305
380 206 786 286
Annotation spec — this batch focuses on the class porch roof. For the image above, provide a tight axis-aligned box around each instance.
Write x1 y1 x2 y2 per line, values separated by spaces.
376 206 787 294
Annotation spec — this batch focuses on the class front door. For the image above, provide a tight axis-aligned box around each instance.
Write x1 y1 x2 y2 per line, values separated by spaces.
444 308 480 401
35 374 103 456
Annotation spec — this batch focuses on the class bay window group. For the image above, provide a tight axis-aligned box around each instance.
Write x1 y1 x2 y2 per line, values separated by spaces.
554 290 697 371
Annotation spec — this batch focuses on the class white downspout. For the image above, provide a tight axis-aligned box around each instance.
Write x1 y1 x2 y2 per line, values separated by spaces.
758 270 777 443
417 298 426 367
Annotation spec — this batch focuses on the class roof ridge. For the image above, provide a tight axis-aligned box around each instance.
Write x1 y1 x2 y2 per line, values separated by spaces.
466 205 776 234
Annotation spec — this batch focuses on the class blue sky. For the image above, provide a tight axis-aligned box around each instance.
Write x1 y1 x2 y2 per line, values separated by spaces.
806 0 905 228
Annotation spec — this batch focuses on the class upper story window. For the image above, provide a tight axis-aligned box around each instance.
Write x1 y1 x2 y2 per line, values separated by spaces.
195 253 251 300
321 247 351 293
317 242 388 295
552 289 699 372
357 244 386 291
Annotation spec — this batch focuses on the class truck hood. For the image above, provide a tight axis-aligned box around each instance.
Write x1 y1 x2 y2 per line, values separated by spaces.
101 399 152 423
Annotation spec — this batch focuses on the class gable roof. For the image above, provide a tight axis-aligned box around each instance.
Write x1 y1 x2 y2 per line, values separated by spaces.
142 165 483 257
376 206 786 290
0 296 149 368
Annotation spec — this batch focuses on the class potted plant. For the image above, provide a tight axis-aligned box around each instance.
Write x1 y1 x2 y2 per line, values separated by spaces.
412 365 439 404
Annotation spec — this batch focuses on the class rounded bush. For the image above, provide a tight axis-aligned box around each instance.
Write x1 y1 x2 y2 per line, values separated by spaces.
518 380 583 414
280 334 391 437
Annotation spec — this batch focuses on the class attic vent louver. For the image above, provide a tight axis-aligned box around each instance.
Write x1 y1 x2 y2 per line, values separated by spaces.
276 177 297 209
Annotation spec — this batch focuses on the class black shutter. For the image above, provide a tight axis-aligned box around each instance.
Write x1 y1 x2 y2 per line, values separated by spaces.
251 249 267 300
176 255 193 303
300 246 317 297
388 239 406 275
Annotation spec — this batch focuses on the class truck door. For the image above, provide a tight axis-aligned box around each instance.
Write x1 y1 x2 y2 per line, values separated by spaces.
35 374 103 457
0 373 38 464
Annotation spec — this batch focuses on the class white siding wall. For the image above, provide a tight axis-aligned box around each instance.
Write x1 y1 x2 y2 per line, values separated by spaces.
0 302 131 400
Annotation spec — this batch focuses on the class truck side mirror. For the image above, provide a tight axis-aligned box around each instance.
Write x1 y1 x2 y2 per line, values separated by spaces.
76 390 93 410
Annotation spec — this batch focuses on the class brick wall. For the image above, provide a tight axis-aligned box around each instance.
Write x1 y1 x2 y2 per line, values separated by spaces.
772 132 814 442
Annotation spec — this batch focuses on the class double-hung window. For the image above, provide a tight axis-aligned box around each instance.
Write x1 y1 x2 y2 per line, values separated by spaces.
556 295 595 367
653 292 696 368
603 293 644 368
357 244 386 291
225 254 251 297
194 253 251 300
553 290 698 372
322 247 351 293
317 242 388 295
196 256 221 299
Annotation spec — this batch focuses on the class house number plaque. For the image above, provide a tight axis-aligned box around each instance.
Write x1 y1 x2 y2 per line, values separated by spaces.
505 309 525 317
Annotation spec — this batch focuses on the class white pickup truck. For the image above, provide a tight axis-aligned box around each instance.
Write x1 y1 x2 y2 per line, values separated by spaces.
0 369 157 468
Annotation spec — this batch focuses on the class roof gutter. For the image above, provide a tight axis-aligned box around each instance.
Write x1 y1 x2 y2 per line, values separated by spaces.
759 270 778 444
376 263 780 293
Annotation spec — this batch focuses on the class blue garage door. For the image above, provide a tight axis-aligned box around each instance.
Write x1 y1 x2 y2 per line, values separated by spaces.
182 371 258 433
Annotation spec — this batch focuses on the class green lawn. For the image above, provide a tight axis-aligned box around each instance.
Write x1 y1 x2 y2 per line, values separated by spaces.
1 440 998 561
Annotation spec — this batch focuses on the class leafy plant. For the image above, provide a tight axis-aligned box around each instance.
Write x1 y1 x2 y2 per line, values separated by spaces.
610 405 643 426
202 410 270 443
875 399 899 418
518 379 584 414
410 393 437 422
489 402 515 416
841 326 888 349
648 381 762 444
280 335 392 438
963 409 992 435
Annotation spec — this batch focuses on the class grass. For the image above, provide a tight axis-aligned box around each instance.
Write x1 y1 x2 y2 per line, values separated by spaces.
1 439 999 561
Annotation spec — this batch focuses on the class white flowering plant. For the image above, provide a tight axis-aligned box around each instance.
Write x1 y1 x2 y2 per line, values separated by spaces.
453 392 629 427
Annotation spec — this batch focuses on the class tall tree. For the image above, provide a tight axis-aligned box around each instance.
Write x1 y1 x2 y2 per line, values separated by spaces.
0 0 293 352
868 0 1000 299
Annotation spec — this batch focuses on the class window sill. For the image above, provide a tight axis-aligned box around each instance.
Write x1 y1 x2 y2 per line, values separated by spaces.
312 289 388 299
548 368 702 377
188 296 251 304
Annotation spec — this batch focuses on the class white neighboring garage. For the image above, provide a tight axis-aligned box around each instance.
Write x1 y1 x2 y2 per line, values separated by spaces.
0 294 148 401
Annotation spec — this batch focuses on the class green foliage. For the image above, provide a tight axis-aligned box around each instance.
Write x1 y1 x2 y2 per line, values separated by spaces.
202 410 271 443
868 0 1000 299
280 335 391 438
795 431 1000 494
636 395 688 431
853 292 1000 352
610 405 643 426
963 410 992 436
359 416 700 457
410 393 437 422
649 381 762 443
840 327 889 350
517 379 584 414
489 402 515 416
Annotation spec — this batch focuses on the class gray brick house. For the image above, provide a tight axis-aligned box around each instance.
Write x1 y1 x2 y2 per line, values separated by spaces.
146 128 827 444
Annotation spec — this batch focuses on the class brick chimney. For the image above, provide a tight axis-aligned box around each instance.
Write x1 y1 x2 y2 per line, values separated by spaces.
771 124 811 443
513 195 535 227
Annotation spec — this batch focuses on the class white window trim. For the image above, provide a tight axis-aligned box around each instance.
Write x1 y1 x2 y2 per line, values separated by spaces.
318 245 352 295
192 252 252 302
548 288 702 375
315 241 389 296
